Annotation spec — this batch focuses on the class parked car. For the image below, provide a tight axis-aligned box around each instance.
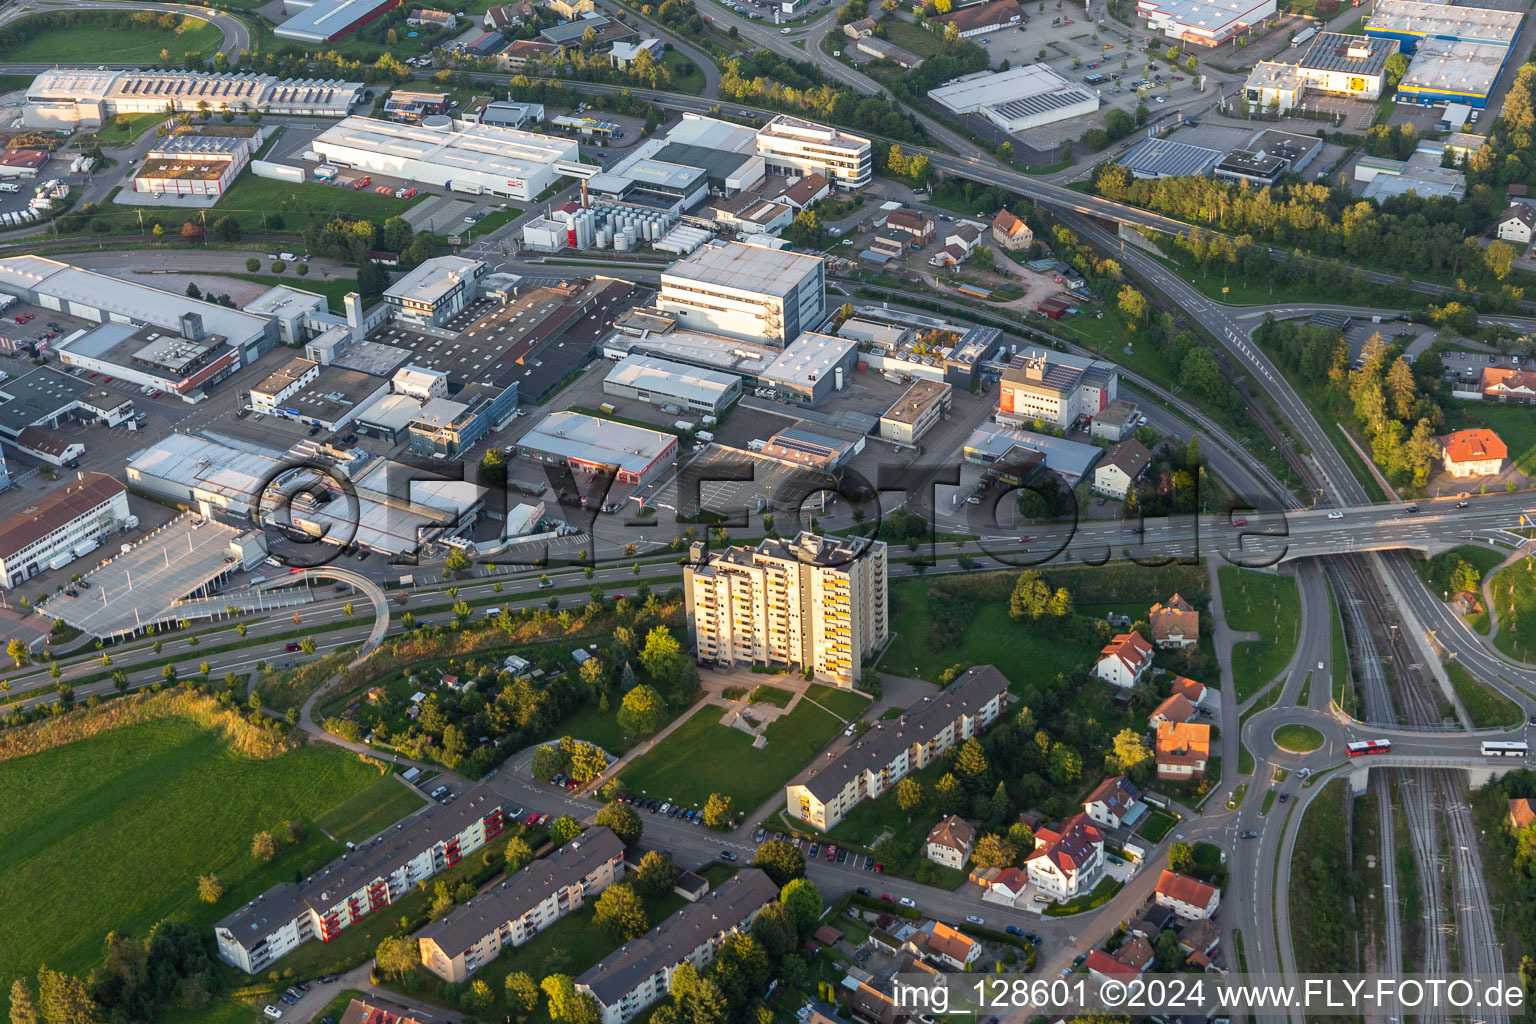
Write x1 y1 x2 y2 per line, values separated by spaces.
898 896 916 908
856 887 872 896
720 850 737 862
1004 925 1024 936
808 843 821 857
753 828 765 843
965 915 985 925
263 1009 283 1021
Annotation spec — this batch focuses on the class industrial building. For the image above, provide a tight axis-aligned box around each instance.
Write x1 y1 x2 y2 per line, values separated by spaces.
0 473 129 588
0 255 275 362
602 354 741 416
407 385 520 459
383 256 487 327
758 423 865 471
998 349 1119 430
758 332 858 406
1117 136 1223 179
216 786 506 974
312 116 578 201
1356 142 1467 199
22 69 363 128
963 421 1103 483
685 531 888 686
933 0 1023 37
56 320 244 403
130 130 261 198
784 666 1009 829
242 285 333 347
462 99 545 128
658 243 826 346
517 411 678 486
249 356 321 415
1365 0 1522 53
1397 38 1509 108
928 65 1099 134
755 115 872 189
881 379 952 445
1211 131 1319 187
1136 0 1277 46
276 0 402 43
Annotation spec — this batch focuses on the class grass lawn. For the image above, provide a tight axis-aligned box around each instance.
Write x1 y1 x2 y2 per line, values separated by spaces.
1272 723 1324 753
173 272 357 315
663 49 707 94
1137 807 1178 841
0 716 400 999
1488 556 1536 661
1218 566 1301 699
313 774 427 845
1043 877 1123 916
747 684 794 707
557 701 680 755
1288 779 1358 972
1260 788 1277 816
1443 658 1523 729
1408 544 1506 632
804 683 871 721
878 19 946 57
0 14 222 63
1226 782 1248 809
616 698 847 813
110 174 432 236
91 112 170 146
882 589 1089 690
1327 572 1354 716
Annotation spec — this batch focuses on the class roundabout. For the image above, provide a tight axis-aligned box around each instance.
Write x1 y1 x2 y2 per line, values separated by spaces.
1272 723 1325 753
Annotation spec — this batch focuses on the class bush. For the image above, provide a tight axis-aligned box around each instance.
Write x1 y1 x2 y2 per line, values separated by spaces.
245 257 260 272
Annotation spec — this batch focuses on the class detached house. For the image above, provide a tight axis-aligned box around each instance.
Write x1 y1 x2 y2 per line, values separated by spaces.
1439 428 1507 478
1498 204 1536 246
1170 675 1209 707
1025 812 1104 899
1509 798 1536 829
1085 949 1141 983
1155 869 1221 920
924 815 975 870
1149 593 1199 649
1093 632 1154 689
1083 775 1145 830
916 922 983 970
1093 439 1151 499
992 209 1033 251
886 208 936 246
1148 692 1198 728
1154 720 1211 781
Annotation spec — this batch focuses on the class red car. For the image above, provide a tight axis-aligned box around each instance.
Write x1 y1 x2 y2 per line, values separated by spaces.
284 642 301 652
524 812 540 825
1233 518 1248 527
826 844 838 861
881 893 894 901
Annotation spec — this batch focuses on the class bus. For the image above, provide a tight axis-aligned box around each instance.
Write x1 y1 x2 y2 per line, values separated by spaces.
1347 738 1392 756
1481 741 1529 758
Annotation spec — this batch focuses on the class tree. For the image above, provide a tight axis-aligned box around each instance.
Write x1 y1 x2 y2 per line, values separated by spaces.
7 638 29 667
896 776 924 814
639 626 696 700
506 836 535 872
752 838 805 886
596 802 642 846
617 683 666 734
635 850 679 897
1168 841 1196 875
594 882 649 940
973 244 994 267
197 874 225 904
579 657 605 692
1486 239 1518 282
376 935 418 980
1048 745 1081 785
251 831 276 863
36 967 100 1024
10 979 38 1024
1008 822 1035 851
779 877 823 933
550 816 582 845
1384 51 1409 87
185 282 202 300
1154 928 1183 972
445 548 472 576
934 772 965 814
955 737 990 791
750 900 798 957
1117 285 1150 328
180 220 204 243
1112 728 1152 770
703 792 734 827
507 972 541 1023
543 975 600 1024
462 979 495 1014
532 745 564 780
971 833 1018 868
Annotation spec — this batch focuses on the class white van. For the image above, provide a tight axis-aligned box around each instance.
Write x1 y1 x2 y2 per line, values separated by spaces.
0 183 18 194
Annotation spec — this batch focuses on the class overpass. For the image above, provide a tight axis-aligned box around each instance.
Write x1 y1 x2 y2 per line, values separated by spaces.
254 567 391 663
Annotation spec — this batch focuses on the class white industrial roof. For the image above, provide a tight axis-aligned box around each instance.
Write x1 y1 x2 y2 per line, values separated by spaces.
393 364 448 389
661 242 824 298
27 67 365 108
1137 0 1276 33
243 284 328 318
607 329 781 375
313 116 577 180
667 113 759 154
928 64 1086 113
758 114 869 156
520 410 674 475
0 255 269 346
1398 38 1506 97
353 391 426 431
276 0 400 40
127 433 283 510
761 332 856 384
605 354 739 401
1367 0 1522 43
384 255 483 306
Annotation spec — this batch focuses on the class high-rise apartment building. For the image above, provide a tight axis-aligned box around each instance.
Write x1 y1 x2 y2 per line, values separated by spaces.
684 531 888 687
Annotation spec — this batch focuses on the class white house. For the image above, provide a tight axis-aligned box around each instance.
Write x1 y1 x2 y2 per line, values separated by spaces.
1439 428 1507 478
1497 204 1536 246
1092 632 1154 689
1083 776 1145 831
1155 870 1221 920
924 815 975 870
918 922 983 971
1092 439 1151 500
1024 813 1104 899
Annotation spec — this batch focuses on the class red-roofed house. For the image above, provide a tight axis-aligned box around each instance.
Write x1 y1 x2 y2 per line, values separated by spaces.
1083 775 1145 830
1155 869 1221 920
340 997 432 1024
924 814 976 869
1439 429 1507 478
1149 593 1199 649
992 209 1033 251
1114 934 1155 972
924 922 983 970
1170 675 1208 706
1025 812 1104 899
984 866 1029 903
1482 366 1536 403
1085 949 1140 982
1148 692 1198 728
1154 721 1211 780
1093 632 1154 689
1510 798 1536 829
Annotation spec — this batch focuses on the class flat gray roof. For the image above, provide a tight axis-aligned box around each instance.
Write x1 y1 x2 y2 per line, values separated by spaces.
661 242 824 299
276 0 399 40
0 365 89 435
605 354 740 401
1117 137 1222 178
519 410 675 475
385 256 484 307
760 332 855 385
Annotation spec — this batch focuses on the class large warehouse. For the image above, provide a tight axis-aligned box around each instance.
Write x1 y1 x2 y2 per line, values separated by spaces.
312 116 578 200
602 355 742 416
1117 136 1223 179
23 69 363 128
1397 38 1510 107
276 0 401 42
517 411 678 487
1365 0 1522 53
928 65 1099 133
657 242 826 346
1136 0 1277 45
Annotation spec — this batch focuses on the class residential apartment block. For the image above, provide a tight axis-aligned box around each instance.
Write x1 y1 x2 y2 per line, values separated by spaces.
418 827 626 982
997 350 1118 430
684 531 888 686
215 787 506 974
0 472 129 589
756 115 872 188
784 665 1010 830
1025 812 1105 899
576 869 780 1024
657 242 827 345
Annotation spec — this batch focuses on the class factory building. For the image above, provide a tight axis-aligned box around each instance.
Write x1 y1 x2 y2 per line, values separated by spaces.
130 130 261 198
517 411 678 487
23 69 363 128
602 355 742 416
1244 32 1401 112
928 65 1099 133
382 256 487 327
998 349 1119 431
1397 38 1509 108
1212 130 1320 187
1365 0 1522 54
658 242 826 346
881 379 952 445
755 115 872 189
276 0 402 43
0 473 129 588
1116 136 1222 179
312 116 578 201
1136 0 1277 46
758 332 858 407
